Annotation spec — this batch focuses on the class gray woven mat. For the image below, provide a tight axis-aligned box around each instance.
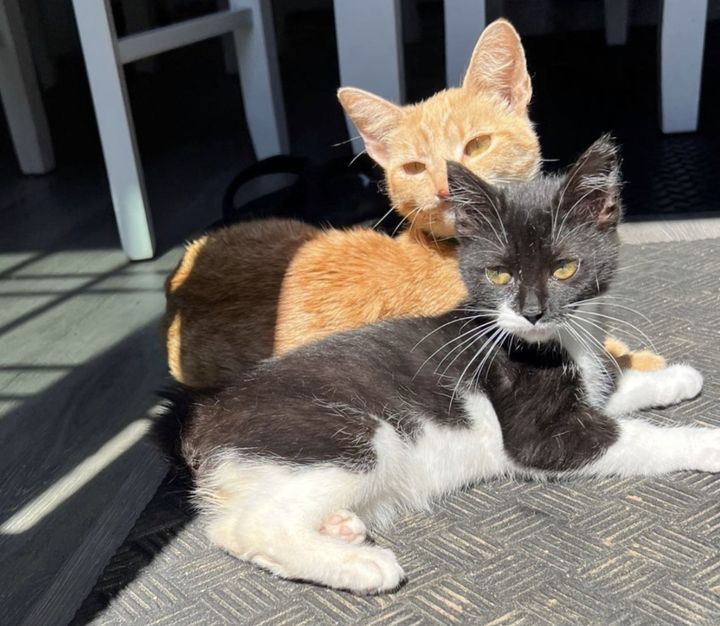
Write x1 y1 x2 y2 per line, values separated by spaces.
75 239 720 625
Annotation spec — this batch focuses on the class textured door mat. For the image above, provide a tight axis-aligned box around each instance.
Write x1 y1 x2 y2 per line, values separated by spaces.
74 239 720 625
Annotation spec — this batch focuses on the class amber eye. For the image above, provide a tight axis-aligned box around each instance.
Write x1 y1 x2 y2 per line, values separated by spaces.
485 267 512 286
402 161 426 175
464 135 492 157
553 260 579 280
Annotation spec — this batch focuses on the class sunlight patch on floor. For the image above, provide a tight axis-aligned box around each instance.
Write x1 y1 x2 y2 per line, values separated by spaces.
0 418 153 535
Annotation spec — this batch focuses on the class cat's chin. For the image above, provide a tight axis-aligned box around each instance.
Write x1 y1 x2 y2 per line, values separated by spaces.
496 305 557 344
509 325 557 344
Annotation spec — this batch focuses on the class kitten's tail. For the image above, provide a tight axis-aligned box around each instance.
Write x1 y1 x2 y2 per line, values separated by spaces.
151 383 207 468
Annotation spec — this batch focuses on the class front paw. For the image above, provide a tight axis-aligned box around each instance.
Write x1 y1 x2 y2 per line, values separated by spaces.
694 429 720 473
658 364 703 407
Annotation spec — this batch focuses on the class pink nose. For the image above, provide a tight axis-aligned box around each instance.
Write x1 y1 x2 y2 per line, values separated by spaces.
436 188 449 200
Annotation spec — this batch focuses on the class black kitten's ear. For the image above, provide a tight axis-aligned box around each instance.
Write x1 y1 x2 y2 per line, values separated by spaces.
447 161 503 238
557 134 623 229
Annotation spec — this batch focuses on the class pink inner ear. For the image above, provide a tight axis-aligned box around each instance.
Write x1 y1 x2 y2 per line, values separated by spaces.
596 202 618 227
363 138 390 168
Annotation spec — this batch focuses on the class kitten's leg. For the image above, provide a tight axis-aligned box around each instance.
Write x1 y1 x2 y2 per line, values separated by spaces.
576 418 720 477
199 460 404 594
605 364 703 417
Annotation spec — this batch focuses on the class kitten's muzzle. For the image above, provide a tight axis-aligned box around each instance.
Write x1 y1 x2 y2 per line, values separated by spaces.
522 311 544 325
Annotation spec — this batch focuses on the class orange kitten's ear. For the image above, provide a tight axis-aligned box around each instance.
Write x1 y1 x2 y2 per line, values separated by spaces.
462 19 532 113
337 87 402 167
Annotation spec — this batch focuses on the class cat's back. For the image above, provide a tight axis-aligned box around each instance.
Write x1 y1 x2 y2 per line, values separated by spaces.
182 312 460 466
166 218 320 302
164 218 320 387
275 227 466 352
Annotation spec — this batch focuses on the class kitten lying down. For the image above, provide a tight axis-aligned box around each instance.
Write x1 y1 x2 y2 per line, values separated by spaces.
175 137 711 594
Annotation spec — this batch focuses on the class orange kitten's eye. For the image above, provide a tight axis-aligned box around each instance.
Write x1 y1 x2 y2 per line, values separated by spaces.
402 161 426 175
464 135 492 158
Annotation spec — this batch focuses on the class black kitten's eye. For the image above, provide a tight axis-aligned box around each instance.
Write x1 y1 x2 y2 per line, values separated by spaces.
553 260 579 280
485 267 512 286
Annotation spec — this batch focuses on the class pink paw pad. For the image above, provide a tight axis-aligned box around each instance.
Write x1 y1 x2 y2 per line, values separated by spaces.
319 509 367 545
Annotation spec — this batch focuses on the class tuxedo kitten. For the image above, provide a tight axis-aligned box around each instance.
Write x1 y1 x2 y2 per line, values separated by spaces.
178 136 711 594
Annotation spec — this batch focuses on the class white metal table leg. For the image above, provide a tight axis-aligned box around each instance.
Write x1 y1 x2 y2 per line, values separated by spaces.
73 0 155 261
659 0 708 133
444 0 487 87
333 0 404 154
604 0 630 46
0 0 55 174
230 0 288 159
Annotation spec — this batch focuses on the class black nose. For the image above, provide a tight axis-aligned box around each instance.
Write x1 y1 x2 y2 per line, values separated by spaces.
522 311 543 325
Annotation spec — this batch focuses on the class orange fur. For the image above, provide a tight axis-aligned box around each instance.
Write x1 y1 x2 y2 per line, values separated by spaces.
164 20 663 388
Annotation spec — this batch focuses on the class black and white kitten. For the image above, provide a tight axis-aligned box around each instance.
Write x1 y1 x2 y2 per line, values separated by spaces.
179 136 710 594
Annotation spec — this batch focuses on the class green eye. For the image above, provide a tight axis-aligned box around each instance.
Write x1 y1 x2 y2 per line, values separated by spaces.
464 135 492 157
485 267 512 286
402 161 426 175
553 260 579 280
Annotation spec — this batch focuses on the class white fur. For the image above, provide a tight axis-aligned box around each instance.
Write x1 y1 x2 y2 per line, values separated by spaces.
577 418 720 476
605 364 703 417
199 458 405 594
359 393 512 526
496 302 555 343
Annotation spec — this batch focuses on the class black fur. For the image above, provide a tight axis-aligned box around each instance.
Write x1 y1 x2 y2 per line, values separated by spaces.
179 136 623 475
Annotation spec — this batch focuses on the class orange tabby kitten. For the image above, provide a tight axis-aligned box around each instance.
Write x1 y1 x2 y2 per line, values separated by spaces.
165 19 663 389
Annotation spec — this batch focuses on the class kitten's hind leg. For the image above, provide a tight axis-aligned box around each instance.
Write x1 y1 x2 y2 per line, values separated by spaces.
605 364 703 417
199 460 404 594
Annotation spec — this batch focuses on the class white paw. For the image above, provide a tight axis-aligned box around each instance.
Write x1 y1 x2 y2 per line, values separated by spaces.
319 509 367 545
608 364 704 416
694 430 720 473
656 364 703 407
334 546 405 594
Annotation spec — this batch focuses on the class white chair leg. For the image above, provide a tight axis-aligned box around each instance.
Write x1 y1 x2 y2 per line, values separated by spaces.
73 0 155 261
333 0 405 154
659 0 708 133
0 0 55 174
604 0 630 46
229 0 288 158
444 0 487 88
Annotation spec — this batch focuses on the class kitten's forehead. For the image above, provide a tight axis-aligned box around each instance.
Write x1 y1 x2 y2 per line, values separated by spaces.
494 176 565 237
500 175 564 212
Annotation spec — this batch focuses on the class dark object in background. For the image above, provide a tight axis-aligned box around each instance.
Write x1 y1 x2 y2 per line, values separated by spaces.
221 153 403 233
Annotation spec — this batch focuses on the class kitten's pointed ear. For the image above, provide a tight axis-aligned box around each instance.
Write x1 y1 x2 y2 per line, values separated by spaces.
337 87 402 167
447 161 502 238
557 134 623 229
462 19 532 113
